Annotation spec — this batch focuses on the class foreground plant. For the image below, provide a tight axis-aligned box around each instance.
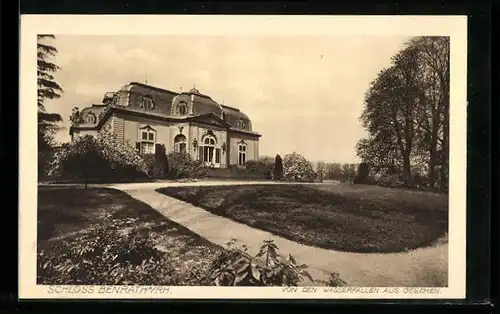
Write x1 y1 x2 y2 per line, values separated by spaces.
209 239 317 286
316 271 348 287
37 215 179 285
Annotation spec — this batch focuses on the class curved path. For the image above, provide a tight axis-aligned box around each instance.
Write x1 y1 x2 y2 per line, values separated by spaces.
107 181 448 287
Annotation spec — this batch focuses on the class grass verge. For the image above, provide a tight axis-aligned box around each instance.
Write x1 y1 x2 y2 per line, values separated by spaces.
157 184 448 253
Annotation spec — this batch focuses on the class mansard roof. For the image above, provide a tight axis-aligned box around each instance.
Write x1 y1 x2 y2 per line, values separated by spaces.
221 104 252 131
71 81 258 134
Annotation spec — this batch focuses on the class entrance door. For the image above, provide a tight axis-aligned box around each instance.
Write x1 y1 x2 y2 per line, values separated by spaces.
201 136 221 168
202 146 221 168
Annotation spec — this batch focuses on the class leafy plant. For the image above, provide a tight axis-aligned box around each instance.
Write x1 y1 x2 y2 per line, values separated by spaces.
208 239 315 286
37 215 179 285
316 271 348 287
282 152 317 182
47 134 149 186
167 152 208 179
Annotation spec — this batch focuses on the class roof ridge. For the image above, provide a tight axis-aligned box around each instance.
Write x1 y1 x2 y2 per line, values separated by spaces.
221 104 240 111
129 82 180 95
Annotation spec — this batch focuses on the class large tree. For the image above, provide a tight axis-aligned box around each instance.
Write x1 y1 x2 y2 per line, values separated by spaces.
409 37 450 189
37 34 64 181
357 36 449 190
359 47 421 185
38 34 64 150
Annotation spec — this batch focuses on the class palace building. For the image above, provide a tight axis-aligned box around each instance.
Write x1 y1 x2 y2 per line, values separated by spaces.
69 82 261 168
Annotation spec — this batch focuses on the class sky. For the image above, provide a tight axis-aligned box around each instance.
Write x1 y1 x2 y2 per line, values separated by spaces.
43 35 410 164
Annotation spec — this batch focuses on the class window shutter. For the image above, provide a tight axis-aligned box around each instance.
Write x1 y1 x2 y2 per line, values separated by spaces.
135 142 140 152
199 146 203 161
215 148 221 163
155 144 161 155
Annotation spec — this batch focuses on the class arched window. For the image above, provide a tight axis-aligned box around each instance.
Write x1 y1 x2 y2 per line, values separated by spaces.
174 134 187 153
200 135 221 165
86 112 97 124
238 142 247 166
176 102 188 115
204 136 216 146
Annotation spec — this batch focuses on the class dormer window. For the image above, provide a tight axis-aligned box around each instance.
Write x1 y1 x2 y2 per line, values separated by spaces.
176 102 188 115
86 112 97 124
237 119 246 129
139 95 155 110
102 92 116 105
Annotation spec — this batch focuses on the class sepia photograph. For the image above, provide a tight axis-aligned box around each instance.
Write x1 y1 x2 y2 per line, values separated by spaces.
19 15 467 299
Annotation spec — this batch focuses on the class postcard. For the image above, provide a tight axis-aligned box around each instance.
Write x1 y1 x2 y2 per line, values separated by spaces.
19 14 467 299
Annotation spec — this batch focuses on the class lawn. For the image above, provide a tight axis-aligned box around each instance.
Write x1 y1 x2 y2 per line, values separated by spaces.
157 183 448 253
37 186 222 285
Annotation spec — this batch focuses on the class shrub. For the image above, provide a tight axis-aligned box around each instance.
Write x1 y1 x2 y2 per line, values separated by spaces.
245 160 266 174
208 239 317 286
37 216 180 285
154 145 169 178
282 152 316 182
38 150 55 182
48 134 149 186
244 160 274 179
141 154 156 178
353 162 370 184
167 152 208 179
273 154 284 180
340 163 357 183
98 134 149 177
259 157 276 179
377 173 405 188
323 163 343 181
142 145 169 179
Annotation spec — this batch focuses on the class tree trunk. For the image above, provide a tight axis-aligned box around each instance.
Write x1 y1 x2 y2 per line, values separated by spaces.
428 150 436 189
390 106 411 186
402 105 414 187
428 104 439 189
402 154 413 186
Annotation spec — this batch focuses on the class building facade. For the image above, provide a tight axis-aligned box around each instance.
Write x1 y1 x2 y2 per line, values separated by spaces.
69 82 261 168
